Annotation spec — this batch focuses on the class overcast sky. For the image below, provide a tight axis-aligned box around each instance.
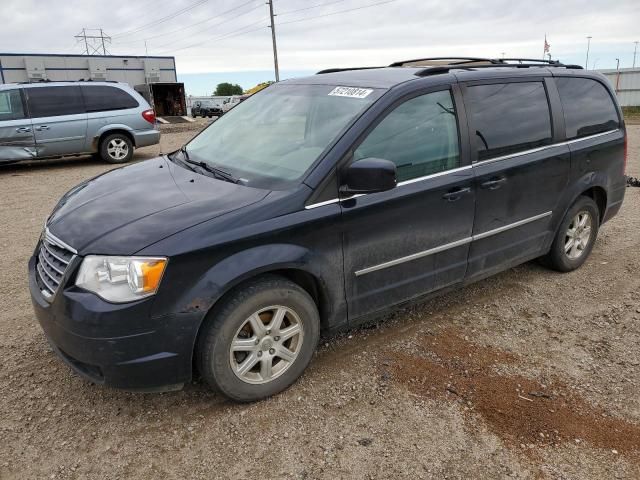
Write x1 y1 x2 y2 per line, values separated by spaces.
1 0 639 93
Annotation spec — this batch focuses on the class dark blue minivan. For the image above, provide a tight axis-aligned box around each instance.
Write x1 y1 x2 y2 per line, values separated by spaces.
29 58 627 402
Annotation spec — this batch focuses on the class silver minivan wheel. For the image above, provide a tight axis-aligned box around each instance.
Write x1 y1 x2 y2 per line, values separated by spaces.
100 133 133 164
107 138 129 161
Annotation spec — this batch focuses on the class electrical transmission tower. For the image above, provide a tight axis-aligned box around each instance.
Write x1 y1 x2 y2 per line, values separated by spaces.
75 28 112 55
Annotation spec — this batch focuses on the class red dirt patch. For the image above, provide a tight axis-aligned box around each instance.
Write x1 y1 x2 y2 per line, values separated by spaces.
384 329 640 457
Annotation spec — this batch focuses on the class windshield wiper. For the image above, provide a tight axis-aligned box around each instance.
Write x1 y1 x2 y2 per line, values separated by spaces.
180 147 241 184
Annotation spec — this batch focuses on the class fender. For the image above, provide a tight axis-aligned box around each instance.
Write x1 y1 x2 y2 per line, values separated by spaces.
545 170 609 251
90 123 137 150
151 243 345 332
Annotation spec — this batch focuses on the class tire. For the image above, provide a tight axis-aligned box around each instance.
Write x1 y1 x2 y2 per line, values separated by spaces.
196 275 320 402
192 113 197 118
542 195 600 272
100 133 134 164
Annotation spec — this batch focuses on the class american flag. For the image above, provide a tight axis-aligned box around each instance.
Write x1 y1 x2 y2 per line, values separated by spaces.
544 36 550 53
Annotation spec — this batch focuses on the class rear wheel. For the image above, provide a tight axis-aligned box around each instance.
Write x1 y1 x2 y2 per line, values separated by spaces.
542 196 600 272
196 275 320 402
100 133 133 164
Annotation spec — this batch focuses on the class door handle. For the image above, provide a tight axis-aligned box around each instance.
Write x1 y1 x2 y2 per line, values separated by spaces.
480 177 507 190
442 187 471 202
16 127 31 133
35 125 50 131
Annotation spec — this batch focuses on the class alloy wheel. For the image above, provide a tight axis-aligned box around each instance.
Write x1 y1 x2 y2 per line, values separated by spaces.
229 305 304 384
107 138 129 160
564 210 593 260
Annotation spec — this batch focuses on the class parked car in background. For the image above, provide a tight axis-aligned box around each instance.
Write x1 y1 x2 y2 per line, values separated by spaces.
30 58 626 402
191 100 223 118
221 94 249 114
0 81 159 165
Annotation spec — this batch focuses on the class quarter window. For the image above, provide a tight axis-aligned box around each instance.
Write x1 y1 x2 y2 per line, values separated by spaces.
556 77 619 139
0 89 26 121
82 86 139 112
466 82 552 161
354 90 460 182
27 86 84 117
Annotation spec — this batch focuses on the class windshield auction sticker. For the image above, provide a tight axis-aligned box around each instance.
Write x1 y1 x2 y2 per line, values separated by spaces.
328 86 373 99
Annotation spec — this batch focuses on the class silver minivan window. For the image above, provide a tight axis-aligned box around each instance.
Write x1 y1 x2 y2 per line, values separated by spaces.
0 89 26 121
185 83 382 189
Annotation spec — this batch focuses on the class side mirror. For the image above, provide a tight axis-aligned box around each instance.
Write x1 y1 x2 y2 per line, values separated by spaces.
340 157 397 195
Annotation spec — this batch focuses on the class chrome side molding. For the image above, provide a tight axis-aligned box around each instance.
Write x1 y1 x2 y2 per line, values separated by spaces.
354 211 552 277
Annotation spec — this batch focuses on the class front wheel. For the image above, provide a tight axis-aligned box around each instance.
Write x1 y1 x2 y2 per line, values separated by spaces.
542 196 600 272
196 275 320 402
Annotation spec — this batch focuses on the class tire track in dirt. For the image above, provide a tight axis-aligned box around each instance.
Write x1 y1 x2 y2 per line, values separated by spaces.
383 328 640 458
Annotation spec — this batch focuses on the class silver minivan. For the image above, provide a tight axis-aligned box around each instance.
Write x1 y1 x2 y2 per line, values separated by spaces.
0 81 160 164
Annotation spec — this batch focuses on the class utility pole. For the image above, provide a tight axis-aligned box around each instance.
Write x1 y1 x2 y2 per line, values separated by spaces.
267 0 280 82
634 41 638 69
585 36 592 70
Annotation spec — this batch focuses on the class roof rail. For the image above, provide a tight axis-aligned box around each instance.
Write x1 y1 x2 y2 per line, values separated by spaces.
413 61 583 76
17 79 120 84
500 58 561 64
389 57 503 67
315 57 584 77
316 66 382 74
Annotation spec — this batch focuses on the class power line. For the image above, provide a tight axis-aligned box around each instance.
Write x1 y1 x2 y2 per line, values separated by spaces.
277 0 398 26
138 2 264 51
114 0 260 45
277 0 349 16
153 19 268 55
150 5 264 51
112 0 210 38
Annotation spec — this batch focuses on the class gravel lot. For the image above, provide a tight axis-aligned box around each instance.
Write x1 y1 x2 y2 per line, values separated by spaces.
1 120 639 480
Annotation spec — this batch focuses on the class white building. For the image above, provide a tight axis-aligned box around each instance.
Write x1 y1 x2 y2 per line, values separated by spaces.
0 53 187 116
0 53 177 85
599 68 640 106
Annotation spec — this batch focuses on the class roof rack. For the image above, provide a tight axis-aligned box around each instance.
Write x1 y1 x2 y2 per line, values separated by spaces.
315 57 583 77
413 61 583 76
389 57 503 67
17 79 120 84
316 66 383 74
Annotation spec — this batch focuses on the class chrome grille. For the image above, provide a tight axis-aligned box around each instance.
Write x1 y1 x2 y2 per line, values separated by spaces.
35 230 76 299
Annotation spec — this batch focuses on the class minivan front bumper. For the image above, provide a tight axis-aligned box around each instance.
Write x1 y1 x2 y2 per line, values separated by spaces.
28 255 200 392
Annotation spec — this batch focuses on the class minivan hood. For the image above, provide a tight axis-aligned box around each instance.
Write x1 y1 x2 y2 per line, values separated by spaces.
47 156 268 255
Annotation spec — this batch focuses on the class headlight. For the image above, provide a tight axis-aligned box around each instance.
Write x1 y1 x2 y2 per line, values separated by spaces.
76 256 168 303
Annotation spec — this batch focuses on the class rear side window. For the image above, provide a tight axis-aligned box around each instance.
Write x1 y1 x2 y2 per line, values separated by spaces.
555 77 619 139
354 90 460 182
27 86 84 117
466 82 552 161
0 89 26 121
82 86 139 112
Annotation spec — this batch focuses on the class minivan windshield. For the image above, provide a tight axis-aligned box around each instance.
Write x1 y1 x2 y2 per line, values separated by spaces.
184 83 382 189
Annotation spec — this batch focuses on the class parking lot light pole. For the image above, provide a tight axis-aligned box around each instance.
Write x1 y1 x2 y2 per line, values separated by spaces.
267 0 280 82
585 36 592 70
